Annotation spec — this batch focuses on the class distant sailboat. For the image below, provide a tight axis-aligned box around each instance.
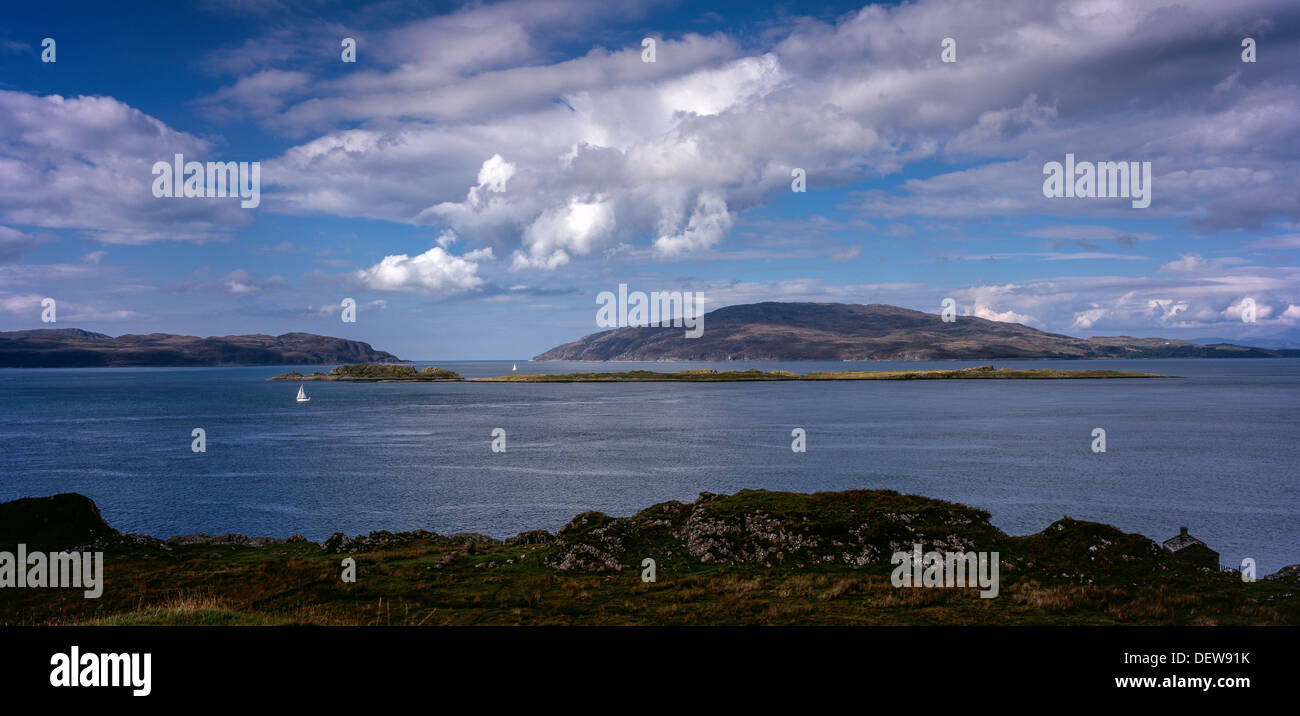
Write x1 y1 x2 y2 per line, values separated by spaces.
512 364 517 372
296 384 311 403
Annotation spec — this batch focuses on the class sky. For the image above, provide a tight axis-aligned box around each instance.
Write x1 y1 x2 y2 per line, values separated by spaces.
1 0 1298 359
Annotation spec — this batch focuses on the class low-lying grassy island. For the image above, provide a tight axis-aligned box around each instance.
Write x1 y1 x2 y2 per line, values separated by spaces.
271 363 1165 383
474 364 1166 382
271 364 463 382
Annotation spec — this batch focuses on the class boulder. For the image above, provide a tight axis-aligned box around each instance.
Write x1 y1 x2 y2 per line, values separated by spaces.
1266 564 1300 582
543 488 1004 572
0 493 118 551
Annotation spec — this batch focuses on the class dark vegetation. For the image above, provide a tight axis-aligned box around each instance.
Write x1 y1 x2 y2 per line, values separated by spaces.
2 490 1293 626
271 364 462 381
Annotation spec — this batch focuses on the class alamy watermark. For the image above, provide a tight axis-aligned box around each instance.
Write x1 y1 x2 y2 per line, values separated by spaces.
152 153 261 208
596 284 704 338
890 544 999 598
1042 153 1151 208
50 647 150 696
0 545 103 598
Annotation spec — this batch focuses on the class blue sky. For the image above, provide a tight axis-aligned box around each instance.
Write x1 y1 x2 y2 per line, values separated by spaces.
1 0 1298 358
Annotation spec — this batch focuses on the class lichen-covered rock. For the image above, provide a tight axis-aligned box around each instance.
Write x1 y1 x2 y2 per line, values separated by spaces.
1266 564 1300 582
166 533 250 547
544 511 635 570
673 489 999 568
543 489 1004 572
319 529 500 554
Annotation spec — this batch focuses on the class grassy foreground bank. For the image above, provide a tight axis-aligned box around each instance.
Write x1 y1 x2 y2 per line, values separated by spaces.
1 489 1290 626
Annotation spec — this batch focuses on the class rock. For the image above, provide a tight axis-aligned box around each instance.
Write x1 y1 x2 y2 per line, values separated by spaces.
543 488 1003 572
319 529 500 554
165 533 250 547
0 493 118 551
68 532 170 557
439 533 500 547
1011 518 1175 582
436 552 458 568
544 511 634 571
1265 564 1300 582
321 532 355 553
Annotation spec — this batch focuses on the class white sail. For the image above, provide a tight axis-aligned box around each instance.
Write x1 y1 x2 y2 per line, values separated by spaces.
512 364 517 371
296 384 310 402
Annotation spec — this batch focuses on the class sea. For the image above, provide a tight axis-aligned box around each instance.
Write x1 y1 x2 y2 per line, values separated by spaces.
0 358 1296 573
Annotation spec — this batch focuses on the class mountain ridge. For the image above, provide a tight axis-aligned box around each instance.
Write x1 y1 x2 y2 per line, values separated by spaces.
533 301 1295 361
0 329 401 367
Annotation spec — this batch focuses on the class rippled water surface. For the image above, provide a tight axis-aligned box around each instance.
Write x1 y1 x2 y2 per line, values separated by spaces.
1 358 1296 572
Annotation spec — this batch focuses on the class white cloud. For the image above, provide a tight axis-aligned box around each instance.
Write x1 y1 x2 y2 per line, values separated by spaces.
512 195 616 269
435 229 459 248
354 246 489 295
1222 297 1273 321
1072 307 1107 329
972 305 1036 324
0 91 250 244
0 293 44 314
653 192 732 257
0 292 135 321
192 69 311 120
1160 254 1209 274
475 154 515 196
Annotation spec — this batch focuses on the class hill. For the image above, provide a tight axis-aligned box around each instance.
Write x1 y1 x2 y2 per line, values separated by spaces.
0 328 400 367
533 302 1289 361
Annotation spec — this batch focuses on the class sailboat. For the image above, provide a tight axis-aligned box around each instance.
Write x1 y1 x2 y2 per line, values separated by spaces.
512 364 517 372
296 384 311 403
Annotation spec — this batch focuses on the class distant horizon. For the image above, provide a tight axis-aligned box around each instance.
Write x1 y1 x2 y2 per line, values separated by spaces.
9 293 1300 351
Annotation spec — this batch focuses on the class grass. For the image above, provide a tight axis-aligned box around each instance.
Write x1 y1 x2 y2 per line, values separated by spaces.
3 538 1290 626
6 488 1279 627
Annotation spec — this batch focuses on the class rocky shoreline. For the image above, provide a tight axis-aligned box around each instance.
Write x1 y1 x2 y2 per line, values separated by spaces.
2 490 1295 582
3 490 1296 626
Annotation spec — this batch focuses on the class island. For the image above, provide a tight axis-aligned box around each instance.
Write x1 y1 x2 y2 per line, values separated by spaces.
271 364 462 381
533 302 1296 361
473 365 1165 381
271 363 1164 382
0 328 400 367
